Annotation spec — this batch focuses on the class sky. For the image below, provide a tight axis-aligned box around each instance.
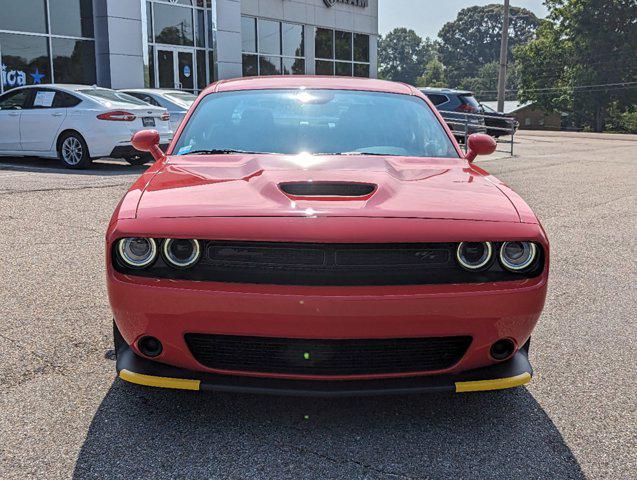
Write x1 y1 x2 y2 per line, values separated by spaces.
378 0 549 39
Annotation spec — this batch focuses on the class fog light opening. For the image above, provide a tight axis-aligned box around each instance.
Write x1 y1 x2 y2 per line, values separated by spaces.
490 338 516 361
138 336 163 358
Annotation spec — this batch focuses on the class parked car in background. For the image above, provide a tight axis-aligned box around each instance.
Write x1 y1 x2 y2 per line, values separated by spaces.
0 85 172 169
481 103 519 138
419 88 486 141
119 89 196 133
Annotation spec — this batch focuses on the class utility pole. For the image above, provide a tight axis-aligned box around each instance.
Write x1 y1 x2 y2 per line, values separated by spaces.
497 0 510 112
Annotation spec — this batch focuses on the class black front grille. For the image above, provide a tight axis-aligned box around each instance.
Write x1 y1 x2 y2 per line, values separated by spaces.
184 334 472 376
113 241 544 286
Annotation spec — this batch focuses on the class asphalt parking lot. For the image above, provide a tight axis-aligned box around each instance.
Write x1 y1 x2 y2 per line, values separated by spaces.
1 131 635 479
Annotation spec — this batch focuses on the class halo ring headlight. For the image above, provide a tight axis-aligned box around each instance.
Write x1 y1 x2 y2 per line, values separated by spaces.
117 238 157 268
456 242 493 271
162 239 201 268
500 242 537 271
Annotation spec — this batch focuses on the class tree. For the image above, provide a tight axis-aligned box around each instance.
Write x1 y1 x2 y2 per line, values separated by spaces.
438 4 540 87
378 28 436 85
458 61 519 101
515 0 637 131
417 59 447 88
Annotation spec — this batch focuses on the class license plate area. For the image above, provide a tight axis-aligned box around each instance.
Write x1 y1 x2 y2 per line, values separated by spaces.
142 117 155 127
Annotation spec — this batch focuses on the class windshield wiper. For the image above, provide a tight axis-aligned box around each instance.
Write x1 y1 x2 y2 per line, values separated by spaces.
184 149 266 155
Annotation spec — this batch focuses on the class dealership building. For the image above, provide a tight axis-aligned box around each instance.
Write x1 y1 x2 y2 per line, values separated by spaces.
0 0 378 94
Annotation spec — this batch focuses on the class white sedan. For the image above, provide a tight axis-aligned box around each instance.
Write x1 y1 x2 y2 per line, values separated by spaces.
119 89 196 134
0 84 173 168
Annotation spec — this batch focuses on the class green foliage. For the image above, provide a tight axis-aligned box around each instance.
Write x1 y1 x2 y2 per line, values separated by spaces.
378 28 436 85
458 61 519 100
417 59 447 88
438 4 540 87
515 0 637 131
605 103 637 133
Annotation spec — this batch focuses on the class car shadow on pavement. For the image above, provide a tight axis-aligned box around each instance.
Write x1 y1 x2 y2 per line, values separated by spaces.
73 379 585 479
0 157 149 175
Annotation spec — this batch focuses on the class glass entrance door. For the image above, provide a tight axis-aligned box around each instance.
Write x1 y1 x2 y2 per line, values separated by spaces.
156 48 195 91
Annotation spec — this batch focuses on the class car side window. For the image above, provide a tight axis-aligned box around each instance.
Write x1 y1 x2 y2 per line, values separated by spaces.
426 94 449 107
53 92 81 108
128 92 160 107
143 95 160 107
0 89 31 110
31 89 58 109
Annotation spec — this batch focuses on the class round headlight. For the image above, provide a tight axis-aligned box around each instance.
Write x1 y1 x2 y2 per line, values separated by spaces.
117 238 157 268
499 242 537 271
162 239 201 268
456 242 493 271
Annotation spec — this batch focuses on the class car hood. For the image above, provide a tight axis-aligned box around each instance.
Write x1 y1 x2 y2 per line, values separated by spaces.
135 154 520 222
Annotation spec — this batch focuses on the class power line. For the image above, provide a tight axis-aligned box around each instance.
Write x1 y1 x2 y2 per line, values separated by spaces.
475 81 637 94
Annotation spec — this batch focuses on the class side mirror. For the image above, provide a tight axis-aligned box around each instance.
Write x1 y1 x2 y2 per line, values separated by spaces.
131 129 165 162
465 134 496 163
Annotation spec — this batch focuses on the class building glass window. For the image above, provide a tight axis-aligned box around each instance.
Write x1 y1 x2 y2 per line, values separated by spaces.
153 2 194 46
0 33 51 90
49 0 94 38
335 30 352 61
354 63 370 78
315 60 334 76
144 0 217 93
282 57 304 75
0 0 48 34
315 28 333 60
195 9 206 48
196 49 206 90
147 46 156 88
354 33 369 63
0 0 97 92
258 20 280 56
52 37 96 84
241 17 305 77
241 17 256 53
282 23 303 58
335 62 352 76
259 56 281 76
242 54 257 77
146 2 153 43
315 29 370 78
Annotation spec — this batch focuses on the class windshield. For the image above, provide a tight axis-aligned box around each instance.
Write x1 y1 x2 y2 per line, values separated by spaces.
78 89 149 106
173 89 459 158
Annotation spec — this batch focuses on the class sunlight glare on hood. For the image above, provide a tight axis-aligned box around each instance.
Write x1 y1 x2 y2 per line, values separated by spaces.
288 152 324 169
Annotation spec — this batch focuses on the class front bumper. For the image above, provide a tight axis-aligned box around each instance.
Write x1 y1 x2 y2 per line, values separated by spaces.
115 324 532 396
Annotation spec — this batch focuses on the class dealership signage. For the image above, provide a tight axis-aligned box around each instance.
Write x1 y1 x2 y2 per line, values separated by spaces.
323 0 368 7
1 63 26 89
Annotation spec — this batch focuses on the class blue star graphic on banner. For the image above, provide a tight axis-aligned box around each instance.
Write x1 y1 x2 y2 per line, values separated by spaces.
30 68 45 84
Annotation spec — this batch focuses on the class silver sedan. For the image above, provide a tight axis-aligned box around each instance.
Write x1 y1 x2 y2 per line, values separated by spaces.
119 89 196 133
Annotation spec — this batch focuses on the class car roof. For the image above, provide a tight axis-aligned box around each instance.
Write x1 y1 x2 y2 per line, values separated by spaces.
419 87 474 96
119 88 186 95
207 76 416 95
5 84 114 94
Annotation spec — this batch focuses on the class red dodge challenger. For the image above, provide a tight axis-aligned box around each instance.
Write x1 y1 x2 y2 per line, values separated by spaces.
107 76 549 396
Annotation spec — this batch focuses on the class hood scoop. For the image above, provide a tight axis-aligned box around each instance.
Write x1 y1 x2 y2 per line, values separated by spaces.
279 182 377 199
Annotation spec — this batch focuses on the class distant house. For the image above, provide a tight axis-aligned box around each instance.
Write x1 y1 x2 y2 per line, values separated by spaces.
481 101 562 131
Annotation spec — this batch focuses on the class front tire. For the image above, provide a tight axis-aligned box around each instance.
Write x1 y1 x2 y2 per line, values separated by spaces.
58 132 92 169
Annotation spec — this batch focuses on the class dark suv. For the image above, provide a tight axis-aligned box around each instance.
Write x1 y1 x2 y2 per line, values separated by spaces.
419 88 486 141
